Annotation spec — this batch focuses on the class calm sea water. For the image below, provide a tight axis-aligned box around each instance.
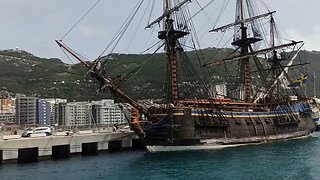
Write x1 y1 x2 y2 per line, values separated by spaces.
2 133 320 180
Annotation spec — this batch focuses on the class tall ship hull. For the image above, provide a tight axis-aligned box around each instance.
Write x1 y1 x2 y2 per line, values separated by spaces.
138 101 315 152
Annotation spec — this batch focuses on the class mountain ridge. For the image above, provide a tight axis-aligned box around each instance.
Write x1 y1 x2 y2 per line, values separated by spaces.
0 48 319 101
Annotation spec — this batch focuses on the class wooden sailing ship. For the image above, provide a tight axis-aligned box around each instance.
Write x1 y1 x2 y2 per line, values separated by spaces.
56 0 315 152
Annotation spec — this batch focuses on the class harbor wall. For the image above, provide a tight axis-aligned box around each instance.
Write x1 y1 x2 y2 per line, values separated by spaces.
0 131 141 163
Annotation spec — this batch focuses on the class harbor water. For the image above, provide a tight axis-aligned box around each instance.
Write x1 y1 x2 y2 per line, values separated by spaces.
2 133 320 180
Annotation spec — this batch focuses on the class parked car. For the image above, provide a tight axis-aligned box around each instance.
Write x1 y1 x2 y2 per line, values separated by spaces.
21 127 52 137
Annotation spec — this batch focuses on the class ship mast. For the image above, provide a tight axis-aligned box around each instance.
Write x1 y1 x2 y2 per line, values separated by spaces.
269 15 281 101
158 0 189 105
233 0 257 102
209 0 304 103
240 12 252 102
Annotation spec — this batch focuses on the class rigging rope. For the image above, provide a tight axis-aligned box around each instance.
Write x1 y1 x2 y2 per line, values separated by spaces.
258 0 271 12
125 0 150 52
141 29 157 52
194 0 212 21
211 0 230 30
61 0 102 40
177 46 209 99
185 5 207 69
60 47 76 65
140 40 163 54
121 42 165 81
99 0 145 58
147 0 156 25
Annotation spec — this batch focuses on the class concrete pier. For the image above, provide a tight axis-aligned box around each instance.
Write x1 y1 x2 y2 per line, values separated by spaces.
52 145 70 159
0 130 139 163
0 150 3 164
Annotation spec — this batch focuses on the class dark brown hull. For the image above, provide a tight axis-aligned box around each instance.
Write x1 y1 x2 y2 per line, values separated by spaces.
141 105 316 148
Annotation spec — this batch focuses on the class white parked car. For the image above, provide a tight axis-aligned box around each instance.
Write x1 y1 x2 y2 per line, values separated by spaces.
21 127 52 137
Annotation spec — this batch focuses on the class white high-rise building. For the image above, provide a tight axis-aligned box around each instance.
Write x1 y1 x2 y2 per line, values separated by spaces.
231 85 245 101
209 83 227 98
65 102 91 126
56 99 130 127
92 100 129 126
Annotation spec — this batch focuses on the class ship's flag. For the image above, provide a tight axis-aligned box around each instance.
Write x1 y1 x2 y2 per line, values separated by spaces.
288 75 308 88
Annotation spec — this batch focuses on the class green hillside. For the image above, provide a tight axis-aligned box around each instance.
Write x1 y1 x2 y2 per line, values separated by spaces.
0 48 319 101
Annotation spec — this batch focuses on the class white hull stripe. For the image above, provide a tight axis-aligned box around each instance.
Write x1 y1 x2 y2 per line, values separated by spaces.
146 132 311 152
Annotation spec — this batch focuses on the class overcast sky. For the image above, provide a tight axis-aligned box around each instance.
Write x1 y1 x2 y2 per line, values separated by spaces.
1 0 319 63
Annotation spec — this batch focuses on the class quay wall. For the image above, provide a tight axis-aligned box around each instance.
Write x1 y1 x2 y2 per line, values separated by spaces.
0 131 141 163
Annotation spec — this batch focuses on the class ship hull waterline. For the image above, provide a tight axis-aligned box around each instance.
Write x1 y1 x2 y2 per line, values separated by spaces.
146 131 311 152
139 103 316 152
